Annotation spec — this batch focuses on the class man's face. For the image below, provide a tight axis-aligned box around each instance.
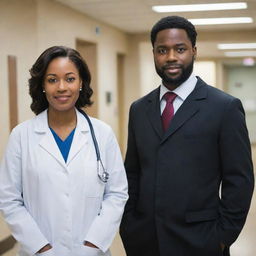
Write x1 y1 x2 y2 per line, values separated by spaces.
153 28 197 90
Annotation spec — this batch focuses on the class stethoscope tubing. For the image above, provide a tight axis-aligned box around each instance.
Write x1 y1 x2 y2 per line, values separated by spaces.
78 109 109 183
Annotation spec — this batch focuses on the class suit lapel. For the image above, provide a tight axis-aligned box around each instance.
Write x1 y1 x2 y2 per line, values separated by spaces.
146 87 163 139
161 78 207 144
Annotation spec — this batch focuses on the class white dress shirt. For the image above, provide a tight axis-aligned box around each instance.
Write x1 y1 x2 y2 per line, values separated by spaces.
160 74 198 114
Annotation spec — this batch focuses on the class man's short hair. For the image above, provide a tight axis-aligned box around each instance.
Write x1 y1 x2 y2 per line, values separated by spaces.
151 16 197 47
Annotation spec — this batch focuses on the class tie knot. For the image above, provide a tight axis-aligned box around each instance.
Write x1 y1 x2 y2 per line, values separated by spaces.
163 92 177 103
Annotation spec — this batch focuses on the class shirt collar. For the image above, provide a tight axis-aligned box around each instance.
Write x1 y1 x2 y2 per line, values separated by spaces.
160 73 197 101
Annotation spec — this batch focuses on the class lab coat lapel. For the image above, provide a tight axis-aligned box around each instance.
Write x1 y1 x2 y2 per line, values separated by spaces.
34 110 67 169
66 109 90 165
39 131 66 167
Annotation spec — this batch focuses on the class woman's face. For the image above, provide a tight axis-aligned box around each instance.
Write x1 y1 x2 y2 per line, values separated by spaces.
43 57 82 113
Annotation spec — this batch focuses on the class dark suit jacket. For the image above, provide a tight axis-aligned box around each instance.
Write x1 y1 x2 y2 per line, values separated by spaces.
120 77 254 256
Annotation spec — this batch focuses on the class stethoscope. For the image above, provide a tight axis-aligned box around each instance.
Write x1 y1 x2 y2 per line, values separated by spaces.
78 109 109 183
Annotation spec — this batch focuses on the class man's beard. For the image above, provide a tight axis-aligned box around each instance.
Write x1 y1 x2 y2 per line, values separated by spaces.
155 59 194 88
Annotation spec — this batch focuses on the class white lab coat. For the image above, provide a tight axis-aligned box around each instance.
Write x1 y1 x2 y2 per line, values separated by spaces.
0 109 128 256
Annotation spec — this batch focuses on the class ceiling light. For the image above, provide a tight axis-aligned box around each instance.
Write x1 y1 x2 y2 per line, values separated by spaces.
243 57 255 66
224 51 256 57
152 2 247 13
218 43 256 50
188 17 253 25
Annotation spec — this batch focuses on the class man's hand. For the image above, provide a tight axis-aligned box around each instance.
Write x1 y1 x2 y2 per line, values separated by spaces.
84 241 98 248
37 244 52 253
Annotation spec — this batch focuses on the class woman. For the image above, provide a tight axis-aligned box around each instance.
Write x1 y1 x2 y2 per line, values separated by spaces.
0 46 128 256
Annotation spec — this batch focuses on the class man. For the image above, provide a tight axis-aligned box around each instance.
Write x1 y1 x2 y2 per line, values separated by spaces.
120 16 254 256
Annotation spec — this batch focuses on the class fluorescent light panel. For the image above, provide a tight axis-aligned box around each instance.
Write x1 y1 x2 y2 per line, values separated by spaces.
152 2 247 13
189 17 253 25
243 57 255 66
218 43 256 50
225 51 256 57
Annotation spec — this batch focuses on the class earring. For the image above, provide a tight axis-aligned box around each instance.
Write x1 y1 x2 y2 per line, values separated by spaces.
43 90 45 93
79 88 82 91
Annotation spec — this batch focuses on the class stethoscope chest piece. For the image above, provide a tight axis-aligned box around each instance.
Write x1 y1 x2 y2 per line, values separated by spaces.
98 171 109 183
97 160 109 183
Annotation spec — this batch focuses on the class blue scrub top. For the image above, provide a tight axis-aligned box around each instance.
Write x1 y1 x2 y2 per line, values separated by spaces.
50 127 76 162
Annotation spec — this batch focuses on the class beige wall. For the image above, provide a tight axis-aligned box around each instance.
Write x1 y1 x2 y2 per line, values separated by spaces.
193 61 216 86
0 0 38 157
252 145 256 167
120 34 142 154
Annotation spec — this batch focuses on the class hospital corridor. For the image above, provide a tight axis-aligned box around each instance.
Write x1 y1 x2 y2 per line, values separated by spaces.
1 0 256 255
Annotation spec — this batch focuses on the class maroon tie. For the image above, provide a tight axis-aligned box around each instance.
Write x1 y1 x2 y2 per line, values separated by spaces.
161 92 177 131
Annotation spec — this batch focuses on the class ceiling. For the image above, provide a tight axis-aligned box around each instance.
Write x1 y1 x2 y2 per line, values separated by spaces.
55 0 256 33
55 0 256 60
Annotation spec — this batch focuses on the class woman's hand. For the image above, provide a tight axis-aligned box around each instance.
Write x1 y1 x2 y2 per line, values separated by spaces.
37 244 52 253
84 241 98 249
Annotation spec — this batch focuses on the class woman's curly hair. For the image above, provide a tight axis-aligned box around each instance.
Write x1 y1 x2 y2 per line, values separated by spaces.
29 46 93 115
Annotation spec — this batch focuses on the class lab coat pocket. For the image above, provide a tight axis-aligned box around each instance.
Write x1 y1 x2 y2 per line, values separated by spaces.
35 248 55 256
80 245 105 256
85 196 102 219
